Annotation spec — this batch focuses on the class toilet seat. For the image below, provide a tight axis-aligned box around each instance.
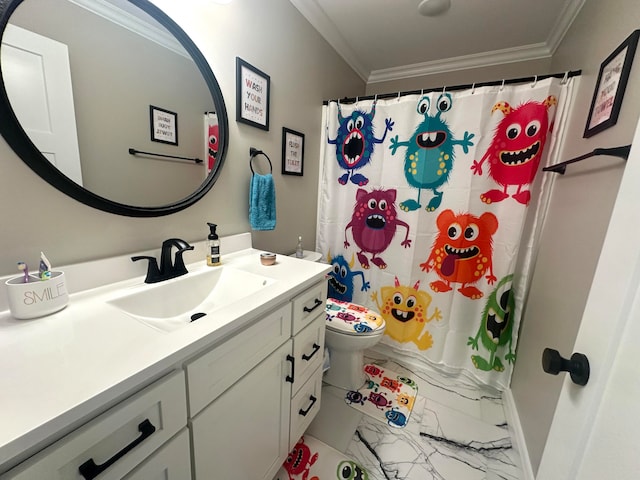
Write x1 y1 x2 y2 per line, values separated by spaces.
325 298 385 336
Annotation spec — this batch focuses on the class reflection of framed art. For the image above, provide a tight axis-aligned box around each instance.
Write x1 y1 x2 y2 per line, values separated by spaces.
236 57 270 131
282 128 304 176
584 30 640 138
150 105 178 145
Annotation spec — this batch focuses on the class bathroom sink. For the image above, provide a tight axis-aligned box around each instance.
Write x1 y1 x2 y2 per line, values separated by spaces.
107 267 274 332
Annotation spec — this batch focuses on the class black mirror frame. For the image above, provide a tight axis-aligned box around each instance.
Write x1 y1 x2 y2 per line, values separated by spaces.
0 0 228 217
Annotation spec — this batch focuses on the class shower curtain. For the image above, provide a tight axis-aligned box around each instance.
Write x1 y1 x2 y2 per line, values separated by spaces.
316 77 575 390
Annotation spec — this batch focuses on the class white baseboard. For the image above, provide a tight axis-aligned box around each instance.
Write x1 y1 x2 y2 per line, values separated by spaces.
502 388 535 480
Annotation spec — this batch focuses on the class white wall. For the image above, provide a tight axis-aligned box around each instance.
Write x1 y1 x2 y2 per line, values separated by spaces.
0 0 364 276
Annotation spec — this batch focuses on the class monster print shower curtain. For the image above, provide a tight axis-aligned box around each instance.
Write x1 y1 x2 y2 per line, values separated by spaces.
316 77 575 390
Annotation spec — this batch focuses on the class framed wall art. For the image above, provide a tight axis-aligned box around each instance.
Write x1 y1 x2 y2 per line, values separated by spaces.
150 105 178 145
584 30 640 138
236 57 270 131
282 127 304 176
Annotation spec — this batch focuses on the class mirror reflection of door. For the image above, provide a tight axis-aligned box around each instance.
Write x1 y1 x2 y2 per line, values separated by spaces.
1 0 217 208
2 24 83 185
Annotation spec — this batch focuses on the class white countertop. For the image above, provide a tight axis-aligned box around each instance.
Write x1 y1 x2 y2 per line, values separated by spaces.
0 234 329 471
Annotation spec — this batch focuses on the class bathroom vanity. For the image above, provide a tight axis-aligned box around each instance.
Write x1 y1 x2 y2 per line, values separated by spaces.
0 234 329 479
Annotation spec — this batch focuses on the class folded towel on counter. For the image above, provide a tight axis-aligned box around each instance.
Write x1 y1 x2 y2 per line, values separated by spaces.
250 173 276 230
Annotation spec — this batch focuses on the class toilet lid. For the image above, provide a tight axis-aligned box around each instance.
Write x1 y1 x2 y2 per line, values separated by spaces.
325 298 385 334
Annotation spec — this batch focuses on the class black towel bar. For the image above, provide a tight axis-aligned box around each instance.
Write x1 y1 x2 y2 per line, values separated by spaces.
543 145 630 175
128 148 202 164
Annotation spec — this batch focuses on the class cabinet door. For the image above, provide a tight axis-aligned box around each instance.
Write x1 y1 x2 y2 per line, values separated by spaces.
191 340 292 480
123 429 191 480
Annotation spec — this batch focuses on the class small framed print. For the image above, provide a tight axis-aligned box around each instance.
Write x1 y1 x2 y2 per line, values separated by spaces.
236 57 270 131
150 105 178 145
584 30 640 138
282 127 304 176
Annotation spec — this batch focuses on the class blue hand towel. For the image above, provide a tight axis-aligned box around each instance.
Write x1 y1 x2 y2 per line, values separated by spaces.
250 173 276 230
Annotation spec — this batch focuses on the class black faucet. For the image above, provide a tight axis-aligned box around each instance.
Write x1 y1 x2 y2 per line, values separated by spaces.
132 238 195 283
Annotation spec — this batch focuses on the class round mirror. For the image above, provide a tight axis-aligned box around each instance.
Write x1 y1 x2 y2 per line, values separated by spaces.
0 0 228 216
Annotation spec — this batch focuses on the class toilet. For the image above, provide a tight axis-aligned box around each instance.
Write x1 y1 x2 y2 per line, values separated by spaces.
323 298 386 390
306 298 385 452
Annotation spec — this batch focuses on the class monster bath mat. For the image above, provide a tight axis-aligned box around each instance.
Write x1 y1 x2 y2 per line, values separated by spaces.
344 364 418 428
274 435 368 480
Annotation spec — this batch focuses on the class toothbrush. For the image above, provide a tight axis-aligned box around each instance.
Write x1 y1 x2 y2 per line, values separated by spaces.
39 251 52 280
17 262 29 283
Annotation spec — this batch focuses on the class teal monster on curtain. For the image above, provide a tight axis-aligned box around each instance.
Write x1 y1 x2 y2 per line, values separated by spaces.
317 77 576 389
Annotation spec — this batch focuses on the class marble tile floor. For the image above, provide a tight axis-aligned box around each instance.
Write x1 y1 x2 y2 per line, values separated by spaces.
344 354 522 480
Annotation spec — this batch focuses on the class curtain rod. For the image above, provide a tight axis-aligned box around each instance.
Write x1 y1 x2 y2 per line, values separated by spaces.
323 70 582 105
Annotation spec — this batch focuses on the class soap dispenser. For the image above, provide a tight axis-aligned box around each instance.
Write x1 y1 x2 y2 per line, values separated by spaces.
207 223 221 266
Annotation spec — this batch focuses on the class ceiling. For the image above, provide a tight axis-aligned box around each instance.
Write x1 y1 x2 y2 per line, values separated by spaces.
289 0 585 84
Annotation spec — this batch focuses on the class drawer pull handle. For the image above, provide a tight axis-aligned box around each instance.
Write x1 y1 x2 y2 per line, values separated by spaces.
302 343 321 361
303 298 323 313
286 354 295 383
298 395 317 416
78 419 156 480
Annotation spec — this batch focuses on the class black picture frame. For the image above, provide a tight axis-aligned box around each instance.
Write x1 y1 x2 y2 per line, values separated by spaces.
584 30 640 138
236 57 270 131
282 127 304 176
150 105 178 145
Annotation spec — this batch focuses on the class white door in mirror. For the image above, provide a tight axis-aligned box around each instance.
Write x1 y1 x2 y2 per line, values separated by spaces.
1 24 83 185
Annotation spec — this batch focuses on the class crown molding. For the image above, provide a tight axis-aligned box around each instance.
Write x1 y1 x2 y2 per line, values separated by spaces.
68 0 189 58
288 0 369 81
290 0 585 85
545 0 586 54
368 42 552 84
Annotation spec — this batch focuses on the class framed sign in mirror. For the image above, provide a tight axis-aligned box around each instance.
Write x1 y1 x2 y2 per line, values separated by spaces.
236 57 270 131
150 105 178 145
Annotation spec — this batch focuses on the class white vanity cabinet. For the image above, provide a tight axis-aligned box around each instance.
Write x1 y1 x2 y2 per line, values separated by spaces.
188 280 327 480
1 371 188 480
0 269 329 480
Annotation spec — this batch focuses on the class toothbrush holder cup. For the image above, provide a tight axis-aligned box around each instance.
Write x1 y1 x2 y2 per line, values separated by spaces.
5 271 69 319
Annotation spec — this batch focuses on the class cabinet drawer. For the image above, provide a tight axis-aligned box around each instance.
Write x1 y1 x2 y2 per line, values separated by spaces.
186 302 291 416
3 371 187 480
122 428 191 480
291 281 327 335
289 366 322 448
291 314 325 395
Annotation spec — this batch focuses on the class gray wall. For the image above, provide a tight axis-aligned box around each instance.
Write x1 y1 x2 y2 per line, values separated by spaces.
512 0 640 473
0 0 364 276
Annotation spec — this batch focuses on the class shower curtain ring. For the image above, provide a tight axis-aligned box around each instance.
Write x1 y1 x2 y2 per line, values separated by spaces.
442 85 446 94
374 94 378 102
499 79 505 91
471 83 476 94
561 71 569 84
531 75 538 88
355 96 359 106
